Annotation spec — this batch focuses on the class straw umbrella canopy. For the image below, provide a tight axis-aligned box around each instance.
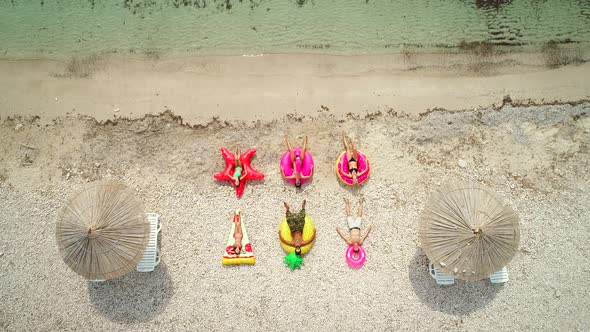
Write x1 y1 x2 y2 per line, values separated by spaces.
419 181 520 281
56 181 150 280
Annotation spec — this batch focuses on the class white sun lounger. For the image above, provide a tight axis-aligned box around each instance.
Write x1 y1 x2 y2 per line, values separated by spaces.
429 262 509 285
90 213 161 281
489 267 509 284
429 262 455 285
136 213 162 273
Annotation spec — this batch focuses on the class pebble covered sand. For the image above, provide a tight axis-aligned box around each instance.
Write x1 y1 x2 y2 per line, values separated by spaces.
0 103 589 331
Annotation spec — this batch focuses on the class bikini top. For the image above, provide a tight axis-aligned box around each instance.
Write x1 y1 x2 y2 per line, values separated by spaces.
233 166 242 177
348 156 358 172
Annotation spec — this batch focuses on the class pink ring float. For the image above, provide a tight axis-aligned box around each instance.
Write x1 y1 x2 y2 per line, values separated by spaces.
345 245 366 268
280 148 314 186
335 150 370 185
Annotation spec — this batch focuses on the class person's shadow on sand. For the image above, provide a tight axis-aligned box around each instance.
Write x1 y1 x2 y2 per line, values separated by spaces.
409 249 503 316
87 261 173 323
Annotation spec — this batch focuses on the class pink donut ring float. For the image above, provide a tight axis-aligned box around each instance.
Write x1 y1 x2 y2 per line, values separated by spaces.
335 150 371 185
280 148 314 186
345 245 367 268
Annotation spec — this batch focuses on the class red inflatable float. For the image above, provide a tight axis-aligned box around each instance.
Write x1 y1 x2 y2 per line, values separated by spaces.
214 147 264 197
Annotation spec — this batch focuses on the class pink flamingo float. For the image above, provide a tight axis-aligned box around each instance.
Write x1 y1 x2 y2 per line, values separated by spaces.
280 136 314 188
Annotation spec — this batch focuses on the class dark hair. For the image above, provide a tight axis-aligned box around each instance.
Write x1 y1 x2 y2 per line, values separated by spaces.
295 247 301 255
295 182 302 188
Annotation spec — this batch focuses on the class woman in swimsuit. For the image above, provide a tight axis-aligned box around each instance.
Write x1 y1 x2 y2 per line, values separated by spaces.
226 146 247 187
232 212 243 255
281 136 313 188
341 131 369 185
336 195 372 252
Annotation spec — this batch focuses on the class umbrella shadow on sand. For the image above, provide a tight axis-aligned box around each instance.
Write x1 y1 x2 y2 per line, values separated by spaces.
87 261 173 323
409 249 503 316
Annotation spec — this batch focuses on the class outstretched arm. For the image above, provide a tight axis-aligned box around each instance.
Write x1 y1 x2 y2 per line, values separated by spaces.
300 165 314 179
360 224 373 245
340 169 353 179
226 168 238 183
240 168 248 181
336 227 352 245
281 166 296 180
278 230 295 246
357 167 370 177
300 229 316 246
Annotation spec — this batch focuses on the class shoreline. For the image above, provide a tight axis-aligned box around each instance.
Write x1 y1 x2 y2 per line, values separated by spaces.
1 51 589 125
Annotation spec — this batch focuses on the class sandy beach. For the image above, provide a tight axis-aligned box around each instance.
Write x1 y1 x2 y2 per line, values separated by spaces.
1 58 589 331
1 50 589 125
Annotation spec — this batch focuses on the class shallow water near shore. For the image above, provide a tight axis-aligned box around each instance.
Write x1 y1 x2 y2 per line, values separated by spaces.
1 0 590 58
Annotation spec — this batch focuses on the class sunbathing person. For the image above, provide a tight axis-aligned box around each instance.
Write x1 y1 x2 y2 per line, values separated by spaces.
336 196 372 252
281 136 313 188
341 131 370 184
226 146 247 187
231 212 243 255
279 200 316 255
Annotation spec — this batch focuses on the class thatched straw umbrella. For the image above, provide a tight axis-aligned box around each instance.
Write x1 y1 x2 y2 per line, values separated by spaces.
56 181 149 280
419 181 520 281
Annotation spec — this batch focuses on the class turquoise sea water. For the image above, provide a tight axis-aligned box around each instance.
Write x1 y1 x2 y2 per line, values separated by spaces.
1 0 589 58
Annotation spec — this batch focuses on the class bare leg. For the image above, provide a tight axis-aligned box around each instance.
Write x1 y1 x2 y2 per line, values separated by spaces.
226 171 238 184
342 131 351 157
351 141 359 160
234 147 242 185
300 135 308 162
301 199 306 210
235 146 242 166
344 198 351 216
358 194 364 217
234 220 242 237
286 137 295 163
